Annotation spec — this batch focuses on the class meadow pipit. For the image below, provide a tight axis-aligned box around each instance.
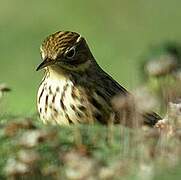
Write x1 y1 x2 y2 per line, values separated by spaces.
36 31 161 126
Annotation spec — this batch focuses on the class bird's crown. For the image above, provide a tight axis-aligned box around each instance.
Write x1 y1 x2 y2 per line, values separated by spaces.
41 31 81 60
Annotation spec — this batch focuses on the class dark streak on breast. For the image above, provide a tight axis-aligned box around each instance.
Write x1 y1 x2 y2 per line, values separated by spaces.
76 111 83 118
70 104 76 111
49 86 53 94
56 87 60 92
78 105 86 112
52 94 56 103
60 82 69 111
65 113 73 124
45 95 48 106
60 99 66 110
38 88 44 103
44 95 49 113
45 106 47 113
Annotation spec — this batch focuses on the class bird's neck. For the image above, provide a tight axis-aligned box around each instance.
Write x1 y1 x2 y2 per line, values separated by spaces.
45 66 68 82
45 59 94 79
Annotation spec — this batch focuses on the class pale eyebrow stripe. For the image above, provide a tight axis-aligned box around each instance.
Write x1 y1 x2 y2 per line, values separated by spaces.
76 35 82 43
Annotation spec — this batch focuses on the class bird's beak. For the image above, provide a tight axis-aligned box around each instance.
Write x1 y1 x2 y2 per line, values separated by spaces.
36 58 55 71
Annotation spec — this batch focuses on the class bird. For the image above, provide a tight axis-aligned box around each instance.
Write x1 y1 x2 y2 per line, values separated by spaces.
36 31 161 126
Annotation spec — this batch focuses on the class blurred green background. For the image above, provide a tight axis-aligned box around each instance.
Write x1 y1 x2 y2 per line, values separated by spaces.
1 0 181 115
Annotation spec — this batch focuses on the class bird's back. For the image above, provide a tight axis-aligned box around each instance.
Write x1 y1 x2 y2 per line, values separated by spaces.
74 63 161 126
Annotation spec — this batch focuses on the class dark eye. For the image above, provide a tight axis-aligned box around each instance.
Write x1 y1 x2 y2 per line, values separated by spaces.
65 47 76 59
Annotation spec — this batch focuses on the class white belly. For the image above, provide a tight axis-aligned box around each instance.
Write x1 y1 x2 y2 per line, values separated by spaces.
37 75 94 125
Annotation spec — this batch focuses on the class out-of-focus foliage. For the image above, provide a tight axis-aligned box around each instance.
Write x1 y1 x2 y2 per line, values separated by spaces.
140 43 181 114
141 42 181 78
0 115 180 180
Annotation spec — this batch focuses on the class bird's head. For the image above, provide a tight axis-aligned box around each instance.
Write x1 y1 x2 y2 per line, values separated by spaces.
36 31 94 72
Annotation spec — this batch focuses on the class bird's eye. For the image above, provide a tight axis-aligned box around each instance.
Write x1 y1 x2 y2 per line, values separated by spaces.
65 47 76 59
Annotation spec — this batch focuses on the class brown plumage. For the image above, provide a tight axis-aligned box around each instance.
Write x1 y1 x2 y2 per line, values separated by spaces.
36 31 161 126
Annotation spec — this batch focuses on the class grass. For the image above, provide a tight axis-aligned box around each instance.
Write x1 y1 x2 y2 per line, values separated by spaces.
0 116 180 179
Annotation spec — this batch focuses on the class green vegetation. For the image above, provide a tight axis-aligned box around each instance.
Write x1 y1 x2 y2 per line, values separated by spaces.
0 0 181 179
0 117 180 179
